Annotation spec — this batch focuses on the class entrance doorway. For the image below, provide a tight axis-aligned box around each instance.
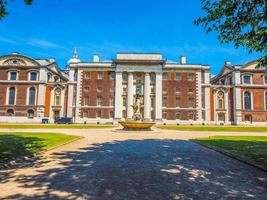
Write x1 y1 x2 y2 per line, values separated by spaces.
54 110 60 121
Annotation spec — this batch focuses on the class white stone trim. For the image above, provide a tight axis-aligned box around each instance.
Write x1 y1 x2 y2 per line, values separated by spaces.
155 72 162 121
196 71 202 121
127 72 134 119
114 72 123 120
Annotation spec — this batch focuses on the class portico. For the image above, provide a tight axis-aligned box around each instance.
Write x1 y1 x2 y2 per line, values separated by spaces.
113 53 164 122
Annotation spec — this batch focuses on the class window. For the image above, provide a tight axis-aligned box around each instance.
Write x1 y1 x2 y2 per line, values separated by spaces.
7 109 14 116
97 97 102 106
264 76 267 85
29 87 36 105
10 71 17 80
123 87 127 93
97 87 103 92
188 112 194 120
217 91 224 109
109 111 114 118
29 72 37 81
163 88 167 94
84 87 90 92
109 97 114 106
188 88 194 93
83 111 89 118
176 98 180 107
47 74 51 82
245 114 252 123
122 73 127 82
110 72 115 79
54 76 59 82
96 110 101 118
163 97 167 107
8 87 16 105
188 74 194 81
162 112 167 119
98 72 103 80
84 96 89 106
85 72 90 79
188 97 194 108
163 72 167 80
176 88 180 93
176 112 181 120
175 73 181 81
244 91 251 109
228 77 233 85
243 75 251 84
27 110 34 119
150 73 156 82
54 89 61 106
151 87 155 93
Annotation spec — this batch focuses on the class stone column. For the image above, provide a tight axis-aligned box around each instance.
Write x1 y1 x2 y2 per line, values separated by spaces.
196 71 202 121
114 72 123 120
127 72 134 119
144 72 151 120
155 72 162 121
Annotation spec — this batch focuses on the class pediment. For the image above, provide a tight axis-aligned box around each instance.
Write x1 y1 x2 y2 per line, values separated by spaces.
0 54 40 67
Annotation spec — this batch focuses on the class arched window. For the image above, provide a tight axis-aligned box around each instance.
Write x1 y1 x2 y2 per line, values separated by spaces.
29 87 36 105
7 109 14 116
54 89 61 106
8 87 16 105
27 110 34 119
217 91 225 109
244 91 251 110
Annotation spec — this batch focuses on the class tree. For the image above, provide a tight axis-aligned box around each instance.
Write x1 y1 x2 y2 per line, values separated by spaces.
0 0 33 20
194 0 267 66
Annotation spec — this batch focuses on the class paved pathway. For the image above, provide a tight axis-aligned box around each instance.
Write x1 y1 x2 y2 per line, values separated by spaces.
0 128 267 199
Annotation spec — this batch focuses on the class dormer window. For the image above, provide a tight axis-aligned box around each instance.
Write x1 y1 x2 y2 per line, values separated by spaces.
243 74 252 84
29 71 37 81
9 71 18 80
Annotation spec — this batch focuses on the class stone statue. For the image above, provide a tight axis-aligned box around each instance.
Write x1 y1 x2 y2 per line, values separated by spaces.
132 94 143 121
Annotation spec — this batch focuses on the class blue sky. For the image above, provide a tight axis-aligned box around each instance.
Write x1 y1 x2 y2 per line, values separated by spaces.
0 0 261 74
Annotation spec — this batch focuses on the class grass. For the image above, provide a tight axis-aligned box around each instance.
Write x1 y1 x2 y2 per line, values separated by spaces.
157 125 267 132
194 136 267 170
0 124 116 129
0 132 81 163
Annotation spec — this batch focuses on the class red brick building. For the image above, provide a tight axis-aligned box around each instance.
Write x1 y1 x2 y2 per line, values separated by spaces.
0 53 68 123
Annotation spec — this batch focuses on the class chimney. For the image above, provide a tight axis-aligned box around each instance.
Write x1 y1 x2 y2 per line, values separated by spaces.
225 61 231 65
180 56 186 64
93 54 100 62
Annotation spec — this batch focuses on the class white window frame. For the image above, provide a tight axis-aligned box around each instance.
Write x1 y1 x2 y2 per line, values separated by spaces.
243 91 253 110
26 86 37 105
28 71 39 81
242 74 252 85
6 86 17 105
8 71 18 81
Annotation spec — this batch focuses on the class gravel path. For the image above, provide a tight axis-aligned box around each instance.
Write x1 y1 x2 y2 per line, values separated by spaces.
0 128 267 199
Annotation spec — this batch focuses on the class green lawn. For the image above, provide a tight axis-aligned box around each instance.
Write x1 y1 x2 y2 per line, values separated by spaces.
0 132 81 163
157 125 267 132
0 124 116 129
194 136 267 170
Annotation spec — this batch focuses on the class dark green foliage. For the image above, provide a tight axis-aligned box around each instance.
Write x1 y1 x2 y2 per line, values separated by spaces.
195 0 267 66
0 0 33 19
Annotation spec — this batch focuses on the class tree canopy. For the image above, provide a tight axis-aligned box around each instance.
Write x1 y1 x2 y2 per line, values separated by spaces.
194 0 267 65
0 0 33 20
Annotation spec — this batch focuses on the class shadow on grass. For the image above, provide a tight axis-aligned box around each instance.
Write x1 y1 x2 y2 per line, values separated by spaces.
193 138 267 171
0 135 45 164
2 139 267 199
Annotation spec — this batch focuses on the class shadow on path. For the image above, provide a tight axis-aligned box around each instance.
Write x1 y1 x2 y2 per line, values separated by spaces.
3 139 267 199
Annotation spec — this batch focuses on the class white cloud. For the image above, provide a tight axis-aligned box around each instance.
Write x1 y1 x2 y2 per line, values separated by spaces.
28 39 58 48
0 36 17 44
